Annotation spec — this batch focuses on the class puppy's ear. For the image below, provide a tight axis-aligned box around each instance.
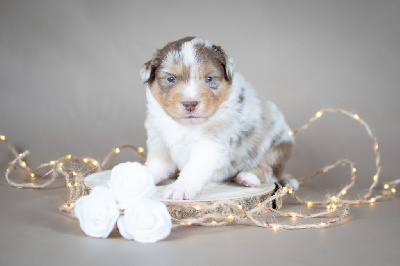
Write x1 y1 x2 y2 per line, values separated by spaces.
211 45 234 81
140 59 158 84
225 57 234 81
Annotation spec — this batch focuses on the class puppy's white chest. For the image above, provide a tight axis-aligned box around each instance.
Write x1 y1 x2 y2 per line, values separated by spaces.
164 127 203 170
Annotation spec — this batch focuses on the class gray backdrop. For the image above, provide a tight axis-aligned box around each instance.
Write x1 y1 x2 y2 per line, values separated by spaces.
0 1 399 265
1 0 399 187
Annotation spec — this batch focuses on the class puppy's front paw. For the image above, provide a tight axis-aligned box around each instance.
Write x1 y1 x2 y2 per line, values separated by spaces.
163 180 202 200
236 172 261 187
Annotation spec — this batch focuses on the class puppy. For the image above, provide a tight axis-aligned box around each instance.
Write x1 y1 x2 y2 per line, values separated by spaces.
141 37 294 200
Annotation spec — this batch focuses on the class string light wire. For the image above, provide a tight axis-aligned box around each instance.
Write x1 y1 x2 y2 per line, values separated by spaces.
1 108 399 230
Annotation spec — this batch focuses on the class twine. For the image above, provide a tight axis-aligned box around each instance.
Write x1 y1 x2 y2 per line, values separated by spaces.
1 108 399 230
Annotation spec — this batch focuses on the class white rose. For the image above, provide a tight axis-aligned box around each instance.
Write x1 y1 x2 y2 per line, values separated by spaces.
117 198 172 243
108 162 155 209
74 186 120 238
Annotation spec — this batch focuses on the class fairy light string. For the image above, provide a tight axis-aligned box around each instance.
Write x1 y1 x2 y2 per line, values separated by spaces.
1 108 399 230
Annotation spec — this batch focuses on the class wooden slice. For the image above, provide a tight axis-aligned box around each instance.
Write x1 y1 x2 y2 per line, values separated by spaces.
84 170 281 225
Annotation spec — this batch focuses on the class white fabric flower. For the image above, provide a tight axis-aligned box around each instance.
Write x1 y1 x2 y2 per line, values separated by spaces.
74 186 120 238
117 198 172 243
108 162 155 209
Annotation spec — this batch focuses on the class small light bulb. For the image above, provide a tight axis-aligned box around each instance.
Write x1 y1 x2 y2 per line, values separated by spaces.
20 161 27 167
384 184 390 189
211 221 217 225
307 202 313 207
227 215 234 220
238 204 243 210
315 111 323 118
72 171 77 176
370 198 376 203
290 213 297 219
353 114 360 120
323 169 328 173
320 222 327 227
288 131 294 136
50 161 55 165
326 205 331 209
0 135 5 141
59 162 63 166
331 196 337 201
194 205 201 211
67 182 73 188
332 203 337 209
373 175 378 181
375 144 379 150
271 225 279 230
352 168 357 173
392 188 396 193
66 155 72 159
187 220 192 225
288 188 293 194
341 190 347 195
114 148 121 154
137 147 145 153
93 161 99 166
83 158 88 163
30 173 35 178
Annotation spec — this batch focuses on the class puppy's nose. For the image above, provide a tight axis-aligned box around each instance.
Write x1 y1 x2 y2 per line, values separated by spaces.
182 101 199 112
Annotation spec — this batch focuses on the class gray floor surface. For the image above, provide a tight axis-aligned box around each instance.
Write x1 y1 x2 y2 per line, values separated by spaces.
1 175 399 266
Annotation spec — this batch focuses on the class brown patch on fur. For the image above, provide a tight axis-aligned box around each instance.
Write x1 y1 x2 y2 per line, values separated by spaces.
143 37 233 85
244 160 273 183
244 142 293 182
157 63 191 85
199 75 230 119
150 81 181 118
142 36 196 84
195 43 233 83
266 142 293 179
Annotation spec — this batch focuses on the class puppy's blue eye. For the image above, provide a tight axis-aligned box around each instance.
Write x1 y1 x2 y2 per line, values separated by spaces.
167 76 176 83
205 76 213 83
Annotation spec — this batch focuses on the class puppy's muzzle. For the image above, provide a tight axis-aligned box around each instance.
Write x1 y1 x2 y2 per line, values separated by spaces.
182 101 199 112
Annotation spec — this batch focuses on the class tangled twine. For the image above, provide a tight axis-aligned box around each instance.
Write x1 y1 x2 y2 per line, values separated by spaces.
1 108 399 230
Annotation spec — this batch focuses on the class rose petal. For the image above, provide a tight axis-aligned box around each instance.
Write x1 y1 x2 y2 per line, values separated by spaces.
117 216 134 240
108 162 155 209
74 186 120 238
122 199 172 243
